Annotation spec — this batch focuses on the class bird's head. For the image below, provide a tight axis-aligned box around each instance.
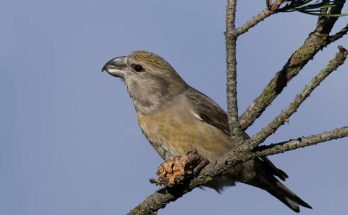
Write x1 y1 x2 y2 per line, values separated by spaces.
102 51 188 114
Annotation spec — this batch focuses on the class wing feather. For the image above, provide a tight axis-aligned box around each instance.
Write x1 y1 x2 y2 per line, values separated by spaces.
185 88 230 136
184 87 288 181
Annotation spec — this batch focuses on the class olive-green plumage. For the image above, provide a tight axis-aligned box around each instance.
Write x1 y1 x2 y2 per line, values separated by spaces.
103 50 312 212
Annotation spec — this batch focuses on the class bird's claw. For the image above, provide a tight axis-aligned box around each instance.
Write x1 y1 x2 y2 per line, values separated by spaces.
186 150 210 176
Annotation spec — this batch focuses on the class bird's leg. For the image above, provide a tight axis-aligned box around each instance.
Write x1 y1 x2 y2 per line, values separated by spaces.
149 150 209 187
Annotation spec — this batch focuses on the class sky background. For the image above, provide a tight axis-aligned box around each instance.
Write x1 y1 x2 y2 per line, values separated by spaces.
1 0 348 215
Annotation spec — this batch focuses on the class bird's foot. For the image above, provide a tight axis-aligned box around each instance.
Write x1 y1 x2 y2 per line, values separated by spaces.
186 150 210 176
149 150 209 187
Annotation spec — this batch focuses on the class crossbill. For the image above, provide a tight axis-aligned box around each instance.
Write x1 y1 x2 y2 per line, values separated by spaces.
102 51 311 212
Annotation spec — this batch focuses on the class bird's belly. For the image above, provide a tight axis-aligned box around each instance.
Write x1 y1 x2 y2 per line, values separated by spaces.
137 109 232 160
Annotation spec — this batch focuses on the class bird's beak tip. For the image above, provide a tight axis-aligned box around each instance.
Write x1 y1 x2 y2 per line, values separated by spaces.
101 65 107 72
102 56 127 78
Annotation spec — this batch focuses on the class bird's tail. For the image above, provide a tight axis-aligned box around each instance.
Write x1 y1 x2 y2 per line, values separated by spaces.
266 179 312 212
240 158 312 213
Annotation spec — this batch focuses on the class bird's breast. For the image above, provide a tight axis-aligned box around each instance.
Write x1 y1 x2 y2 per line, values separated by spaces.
136 104 232 161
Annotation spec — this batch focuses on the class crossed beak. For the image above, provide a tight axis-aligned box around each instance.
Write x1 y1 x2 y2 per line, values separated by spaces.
102 56 127 78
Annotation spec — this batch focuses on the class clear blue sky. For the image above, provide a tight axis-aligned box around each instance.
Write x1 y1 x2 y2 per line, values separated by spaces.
1 1 347 214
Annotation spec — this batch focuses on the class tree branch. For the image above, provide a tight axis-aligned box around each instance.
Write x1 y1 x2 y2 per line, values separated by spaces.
128 125 348 215
235 0 284 38
329 23 348 43
315 0 346 34
246 46 348 149
239 0 347 131
254 126 348 157
236 8 274 36
226 0 243 141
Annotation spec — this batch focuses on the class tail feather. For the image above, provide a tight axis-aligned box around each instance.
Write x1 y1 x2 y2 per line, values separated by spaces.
244 159 312 212
215 159 312 212
265 180 312 212
261 157 288 181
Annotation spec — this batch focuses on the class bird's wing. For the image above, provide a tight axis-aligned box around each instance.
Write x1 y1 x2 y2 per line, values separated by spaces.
185 87 288 181
185 87 230 137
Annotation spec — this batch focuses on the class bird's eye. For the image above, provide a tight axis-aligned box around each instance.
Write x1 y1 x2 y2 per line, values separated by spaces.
133 64 143 72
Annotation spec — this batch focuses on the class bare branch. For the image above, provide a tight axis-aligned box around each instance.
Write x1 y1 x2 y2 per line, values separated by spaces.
236 8 274 36
254 126 348 157
128 125 348 214
226 0 243 141
236 0 284 36
239 0 347 131
329 23 348 43
247 46 348 149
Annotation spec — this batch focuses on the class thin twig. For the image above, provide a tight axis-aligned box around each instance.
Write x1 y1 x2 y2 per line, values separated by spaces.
226 0 243 142
254 126 348 157
235 0 284 36
329 23 348 43
236 8 274 36
247 46 348 149
239 0 347 131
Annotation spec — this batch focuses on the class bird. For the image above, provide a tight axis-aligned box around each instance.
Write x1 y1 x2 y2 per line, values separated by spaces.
102 50 312 212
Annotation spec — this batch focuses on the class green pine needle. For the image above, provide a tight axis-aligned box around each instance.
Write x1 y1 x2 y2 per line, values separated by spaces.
268 0 348 16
